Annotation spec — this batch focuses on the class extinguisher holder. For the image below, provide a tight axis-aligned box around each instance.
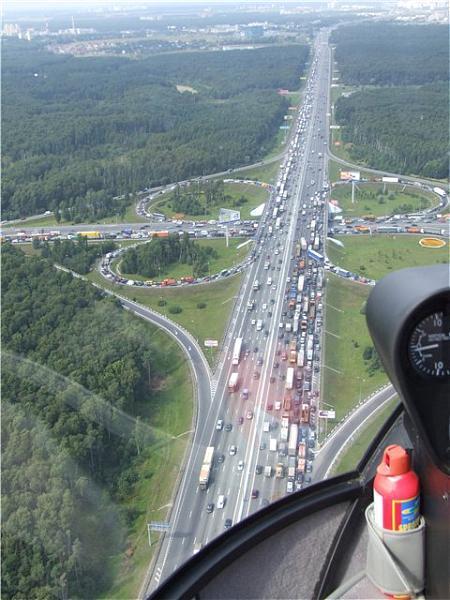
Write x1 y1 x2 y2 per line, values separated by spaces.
365 504 425 596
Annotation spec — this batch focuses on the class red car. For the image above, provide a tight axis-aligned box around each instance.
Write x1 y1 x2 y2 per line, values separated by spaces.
267 403 273 411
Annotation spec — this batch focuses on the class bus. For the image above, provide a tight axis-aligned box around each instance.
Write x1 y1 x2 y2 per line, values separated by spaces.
232 338 243 366
199 446 214 490
286 367 295 391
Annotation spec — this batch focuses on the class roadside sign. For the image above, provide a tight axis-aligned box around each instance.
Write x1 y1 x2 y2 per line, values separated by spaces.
149 521 170 531
319 410 336 419
204 340 219 348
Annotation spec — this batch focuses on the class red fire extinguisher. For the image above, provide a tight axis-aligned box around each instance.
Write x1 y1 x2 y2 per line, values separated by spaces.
374 444 420 532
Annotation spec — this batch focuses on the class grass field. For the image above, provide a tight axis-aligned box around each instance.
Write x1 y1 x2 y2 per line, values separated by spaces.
326 235 449 281
239 160 281 185
101 325 193 599
87 269 243 362
333 398 399 475
330 183 435 217
151 181 269 221
321 274 387 425
116 237 252 281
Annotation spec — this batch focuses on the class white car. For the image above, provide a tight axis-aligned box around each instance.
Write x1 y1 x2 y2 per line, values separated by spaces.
237 460 244 471
262 303 267 311
251 319 256 326
217 494 226 509
229 445 237 456
216 419 224 431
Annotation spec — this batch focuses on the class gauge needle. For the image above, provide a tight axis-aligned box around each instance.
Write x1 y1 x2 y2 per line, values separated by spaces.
416 343 439 351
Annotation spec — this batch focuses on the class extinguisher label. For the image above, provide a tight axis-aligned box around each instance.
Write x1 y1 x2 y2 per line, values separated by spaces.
394 496 420 531
373 489 383 528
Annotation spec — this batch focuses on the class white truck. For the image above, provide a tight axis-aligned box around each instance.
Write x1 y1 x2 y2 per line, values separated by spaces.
269 438 278 452
286 367 295 391
232 337 243 366
228 372 239 392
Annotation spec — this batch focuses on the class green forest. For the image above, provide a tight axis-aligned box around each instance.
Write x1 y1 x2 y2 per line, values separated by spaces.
2 41 309 221
335 83 448 179
121 233 217 278
34 237 117 274
331 23 448 85
1 245 185 598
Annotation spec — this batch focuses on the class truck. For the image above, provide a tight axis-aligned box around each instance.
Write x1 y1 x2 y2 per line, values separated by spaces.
199 446 214 490
382 176 399 183
269 438 278 452
264 466 272 477
77 231 102 239
297 275 305 293
228 372 239 392
297 346 305 368
275 463 285 478
288 424 299 456
286 367 295 391
297 458 306 473
289 340 297 364
300 404 310 424
275 217 281 230
313 236 320 251
232 338 243 366
253 280 260 291
293 314 299 334
281 415 290 442
300 237 307 251
298 441 306 459
433 186 447 198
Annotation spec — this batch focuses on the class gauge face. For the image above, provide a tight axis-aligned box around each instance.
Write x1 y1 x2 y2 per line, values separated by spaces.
408 311 450 378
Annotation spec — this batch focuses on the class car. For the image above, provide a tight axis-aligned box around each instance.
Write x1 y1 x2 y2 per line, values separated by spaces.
270 376 276 383
267 403 273 411
264 329 269 337
246 410 254 420
229 445 237 456
262 303 267 310
216 419 224 431
217 454 225 464
225 423 232 432
255 465 263 474
251 319 256 326
268 311 272 317
251 489 259 499
237 460 244 471
253 371 260 380
274 361 279 369
257 356 263 366
260 442 266 451
253 346 258 353
206 503 214 513
224 518 233 529
217 494 226 509
275 401 282 410
238 416 244 425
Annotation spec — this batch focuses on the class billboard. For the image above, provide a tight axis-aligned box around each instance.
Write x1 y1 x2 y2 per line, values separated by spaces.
340 171 360 181
204 340 219 348
318 410 336 419
218 208 240 223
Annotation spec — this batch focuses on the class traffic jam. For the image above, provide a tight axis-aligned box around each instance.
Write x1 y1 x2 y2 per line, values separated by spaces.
199 47 329 510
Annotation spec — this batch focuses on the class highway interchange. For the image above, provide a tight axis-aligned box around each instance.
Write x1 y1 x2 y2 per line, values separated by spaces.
2 25 448 599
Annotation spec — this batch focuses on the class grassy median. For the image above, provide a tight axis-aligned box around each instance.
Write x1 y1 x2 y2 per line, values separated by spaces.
329 183 436 217
87 269 243 362
327 235 448 280
333 398 399 475
151 181 268 221
321 274 387 426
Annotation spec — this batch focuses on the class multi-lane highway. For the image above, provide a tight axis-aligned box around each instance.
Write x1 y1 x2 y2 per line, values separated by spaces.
143 28 335 596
